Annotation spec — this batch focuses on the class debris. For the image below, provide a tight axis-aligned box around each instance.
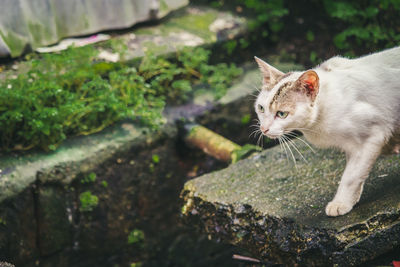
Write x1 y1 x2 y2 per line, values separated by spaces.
183 124 260 163
184 124 241 162
98 50 120 62
209 18 235 32
36 34 110 53
232 254 260 263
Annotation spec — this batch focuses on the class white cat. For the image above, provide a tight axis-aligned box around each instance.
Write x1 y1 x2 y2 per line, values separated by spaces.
254 47 400 216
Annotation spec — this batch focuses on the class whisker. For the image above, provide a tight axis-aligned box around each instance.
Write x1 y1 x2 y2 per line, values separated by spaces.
256 133 263 148
246 82 262 93
249 129 261 138
260 134 265 149
281 135 297 169
285 136 308 163
249 93 259 98
252 84 262 93
278 136 290 163
285 133 316 154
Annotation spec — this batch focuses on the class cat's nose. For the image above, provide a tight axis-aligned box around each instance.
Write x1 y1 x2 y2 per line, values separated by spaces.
260 126 269 134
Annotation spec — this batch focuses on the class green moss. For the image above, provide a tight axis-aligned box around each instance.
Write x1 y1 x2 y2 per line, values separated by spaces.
152 154 160 164
0 31 26 57
128 229 145 245
27 21 54 46
162 10 218 41
79 191 99 212
0 45 241 152
132 9 217 39
142 41 169 55
160 0 169 13
134 28 155 35
101 181 108 188
55 13 89 39
81 172 97 184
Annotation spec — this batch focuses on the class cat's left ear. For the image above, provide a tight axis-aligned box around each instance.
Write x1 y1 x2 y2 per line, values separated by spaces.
298 70 319 102
254 56 284 87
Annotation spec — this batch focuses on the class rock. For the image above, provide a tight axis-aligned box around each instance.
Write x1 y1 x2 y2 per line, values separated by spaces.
182 140 400 266
0 122 152 203
116 5 248 61
0 187 38 265
0 0 188 57
37 186 72 256
0 122 175 265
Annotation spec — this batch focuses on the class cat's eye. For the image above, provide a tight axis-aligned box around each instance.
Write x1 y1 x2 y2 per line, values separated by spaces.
258 104 265 113
276 111 289 119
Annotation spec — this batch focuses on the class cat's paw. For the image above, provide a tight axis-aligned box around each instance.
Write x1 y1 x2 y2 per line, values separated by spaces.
325 201 353 217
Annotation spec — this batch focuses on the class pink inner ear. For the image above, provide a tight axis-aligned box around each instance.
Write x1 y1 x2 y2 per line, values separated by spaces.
304 76 317 89
299 71 319 101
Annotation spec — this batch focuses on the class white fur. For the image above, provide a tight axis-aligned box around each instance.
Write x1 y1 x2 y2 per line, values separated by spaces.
255 47 400 216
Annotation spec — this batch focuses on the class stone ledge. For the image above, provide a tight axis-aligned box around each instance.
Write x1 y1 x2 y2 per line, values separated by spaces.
0 122 174 203
182 140 400 266
118 5 248 61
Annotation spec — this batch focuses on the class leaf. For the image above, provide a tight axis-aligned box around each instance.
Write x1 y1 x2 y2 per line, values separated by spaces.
231 144 262 163
364 6 379 18
326 1 358 20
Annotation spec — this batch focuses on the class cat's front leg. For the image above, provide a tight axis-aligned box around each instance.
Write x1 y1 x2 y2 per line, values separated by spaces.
325 138 384 217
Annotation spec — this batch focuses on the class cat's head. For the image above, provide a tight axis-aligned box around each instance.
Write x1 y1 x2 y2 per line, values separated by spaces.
254 57 319 139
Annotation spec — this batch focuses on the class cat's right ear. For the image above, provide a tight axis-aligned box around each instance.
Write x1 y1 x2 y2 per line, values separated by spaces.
254 56 284 87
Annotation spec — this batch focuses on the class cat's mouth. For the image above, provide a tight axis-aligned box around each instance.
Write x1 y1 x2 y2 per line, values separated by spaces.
264 133 281 139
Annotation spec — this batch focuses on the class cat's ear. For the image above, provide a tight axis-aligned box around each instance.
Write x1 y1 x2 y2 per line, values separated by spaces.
254 56 284 87
298 70 319 101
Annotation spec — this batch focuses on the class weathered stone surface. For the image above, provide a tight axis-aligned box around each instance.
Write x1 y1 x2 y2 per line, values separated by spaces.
37 185 72 256
115 5 248 61
0 0 188 57
0 122 160 203
0 187 38 265
182 140 400 266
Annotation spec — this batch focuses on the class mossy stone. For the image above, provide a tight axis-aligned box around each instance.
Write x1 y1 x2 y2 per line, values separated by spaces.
182 140 400 266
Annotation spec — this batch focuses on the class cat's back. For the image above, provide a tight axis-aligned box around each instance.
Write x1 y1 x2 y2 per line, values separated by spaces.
318 46 400 72
318 56 353 72
356 46 400 68
316 46 400 131
318 46 400 86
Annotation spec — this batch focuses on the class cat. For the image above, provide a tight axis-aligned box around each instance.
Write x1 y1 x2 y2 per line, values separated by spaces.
254 47 400 216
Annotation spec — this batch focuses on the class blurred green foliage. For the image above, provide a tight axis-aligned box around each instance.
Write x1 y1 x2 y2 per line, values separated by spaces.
322 0 400 51
210 0 400 55
81 172 97 184
0 45 241 152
